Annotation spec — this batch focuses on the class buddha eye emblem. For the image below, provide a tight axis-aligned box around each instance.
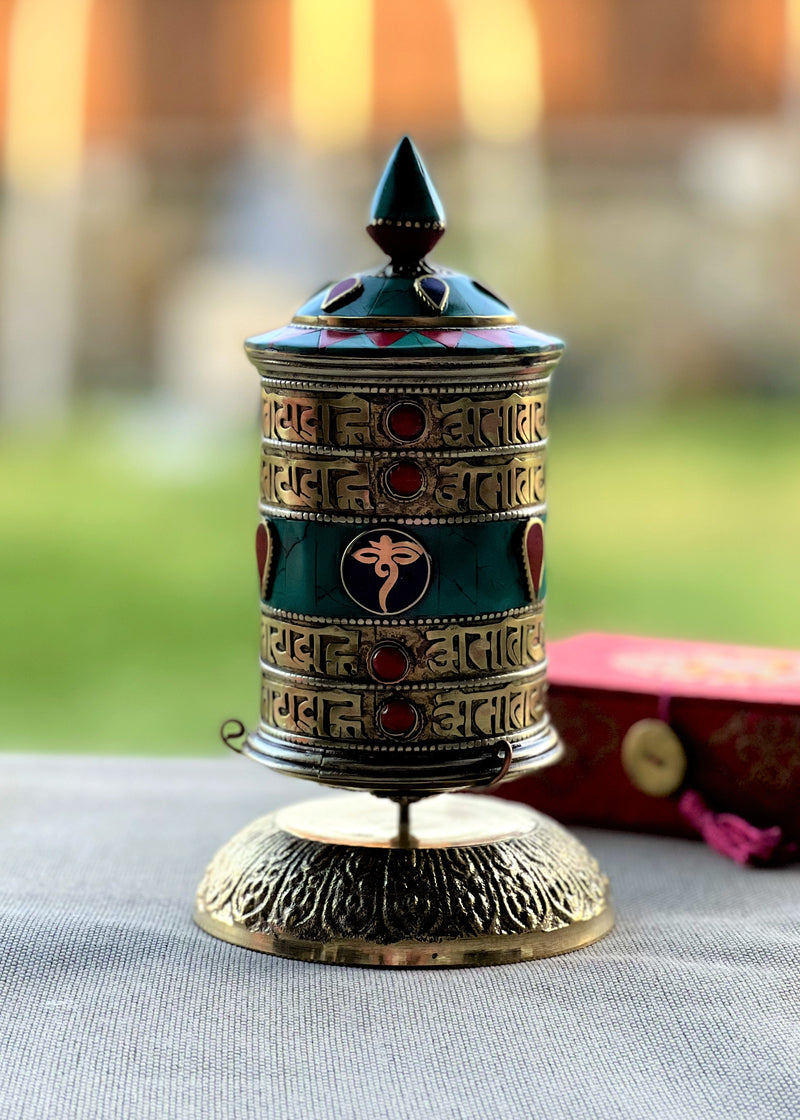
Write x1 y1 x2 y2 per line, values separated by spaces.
352 535 425 613
341 528 431 616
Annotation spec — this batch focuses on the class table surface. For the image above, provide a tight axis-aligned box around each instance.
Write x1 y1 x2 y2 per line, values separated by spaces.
2 753 798 1120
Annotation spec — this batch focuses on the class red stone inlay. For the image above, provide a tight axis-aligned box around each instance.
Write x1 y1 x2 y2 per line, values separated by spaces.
384 461 424 499
255 523 269 586
525 519 545 598
368 331 406 348
378 698 419 737
385 401 426 443
319 329 355 347
369 643 411 684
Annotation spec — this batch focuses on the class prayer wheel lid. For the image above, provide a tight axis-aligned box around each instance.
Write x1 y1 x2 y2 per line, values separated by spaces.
246 136 564 363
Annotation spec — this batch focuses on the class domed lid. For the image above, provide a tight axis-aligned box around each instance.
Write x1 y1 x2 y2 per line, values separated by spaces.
246 136 563 362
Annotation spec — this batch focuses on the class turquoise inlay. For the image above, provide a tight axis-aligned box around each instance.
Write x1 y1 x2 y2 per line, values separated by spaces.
265 519 534 618
247 321 564 360
370 136 445 226
244 134 567 361
329 332 374 350
389 331 434 349
292 273 510 321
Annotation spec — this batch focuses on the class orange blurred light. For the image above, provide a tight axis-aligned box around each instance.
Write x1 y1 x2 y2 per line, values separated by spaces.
5 0 92 192
290 0 372 150
450 0 542 141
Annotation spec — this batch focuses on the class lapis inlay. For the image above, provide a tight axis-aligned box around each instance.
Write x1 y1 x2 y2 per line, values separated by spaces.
415 275 449 313
321 275 363 313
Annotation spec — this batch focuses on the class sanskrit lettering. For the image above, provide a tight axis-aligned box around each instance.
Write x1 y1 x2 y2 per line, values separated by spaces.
261 617 359 677
425 615 544 676
439 393 547 448
262 391 370 446
262 682 364 739
436 455 545 513
431 680 546 739
260 454 371 512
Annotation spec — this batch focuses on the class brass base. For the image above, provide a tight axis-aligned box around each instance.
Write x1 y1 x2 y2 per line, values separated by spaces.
194 793 614 968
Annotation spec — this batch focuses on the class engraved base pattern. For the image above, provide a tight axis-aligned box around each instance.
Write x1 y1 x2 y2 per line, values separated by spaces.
196 808 610 951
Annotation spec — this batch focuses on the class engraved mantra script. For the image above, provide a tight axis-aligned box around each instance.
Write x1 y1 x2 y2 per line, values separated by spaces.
439 396 547 447
259 453 545 514
436 458 544 512
260 455 371 512
263 392 369 446
262 390 548 449
260 678 546 741
261 613 545 680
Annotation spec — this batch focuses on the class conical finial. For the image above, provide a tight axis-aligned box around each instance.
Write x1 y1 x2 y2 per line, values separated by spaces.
367 136 446 272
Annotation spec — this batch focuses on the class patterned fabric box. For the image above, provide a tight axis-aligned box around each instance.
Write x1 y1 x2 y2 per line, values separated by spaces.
498 633 800 864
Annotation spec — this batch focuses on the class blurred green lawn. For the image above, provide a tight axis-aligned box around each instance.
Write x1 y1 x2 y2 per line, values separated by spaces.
1 399 797 756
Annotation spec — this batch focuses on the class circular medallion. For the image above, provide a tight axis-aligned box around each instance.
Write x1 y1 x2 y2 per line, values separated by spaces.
340 527 431 616
621 719 687 798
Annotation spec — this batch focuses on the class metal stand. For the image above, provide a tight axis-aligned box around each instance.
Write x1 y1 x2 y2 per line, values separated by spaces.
194 793 614 968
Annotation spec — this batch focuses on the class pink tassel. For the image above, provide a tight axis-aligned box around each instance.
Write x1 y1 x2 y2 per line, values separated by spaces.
678 789 795 866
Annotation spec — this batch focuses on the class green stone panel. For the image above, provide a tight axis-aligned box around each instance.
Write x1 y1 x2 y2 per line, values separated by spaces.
265 518 534 618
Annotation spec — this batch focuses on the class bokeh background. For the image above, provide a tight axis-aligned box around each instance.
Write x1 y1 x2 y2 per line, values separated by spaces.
1 0 798 756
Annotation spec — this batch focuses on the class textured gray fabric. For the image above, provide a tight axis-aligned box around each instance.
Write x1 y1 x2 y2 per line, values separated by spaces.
1 753 798 1120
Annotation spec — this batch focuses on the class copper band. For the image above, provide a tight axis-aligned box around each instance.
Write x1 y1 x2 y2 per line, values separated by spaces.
260 609 545 683
259 669 547 745
261 387 548 452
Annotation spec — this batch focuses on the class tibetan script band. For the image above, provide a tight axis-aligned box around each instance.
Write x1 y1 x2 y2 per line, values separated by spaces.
261 386 549 451
260 609 545 682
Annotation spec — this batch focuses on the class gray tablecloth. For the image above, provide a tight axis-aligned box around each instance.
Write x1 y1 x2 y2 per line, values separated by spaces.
2 753 798 1120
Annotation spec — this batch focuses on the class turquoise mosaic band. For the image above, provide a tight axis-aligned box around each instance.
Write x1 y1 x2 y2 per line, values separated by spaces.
264 517 541 619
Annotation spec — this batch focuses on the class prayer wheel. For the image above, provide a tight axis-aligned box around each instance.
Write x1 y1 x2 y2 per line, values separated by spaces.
195 138 614 967
245 136 562 797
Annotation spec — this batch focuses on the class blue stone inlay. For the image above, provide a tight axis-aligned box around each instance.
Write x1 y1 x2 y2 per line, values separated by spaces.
417 276 449 312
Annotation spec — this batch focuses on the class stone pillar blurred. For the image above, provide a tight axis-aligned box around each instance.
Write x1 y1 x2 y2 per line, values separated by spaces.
0 0 93 424
449 0 551 324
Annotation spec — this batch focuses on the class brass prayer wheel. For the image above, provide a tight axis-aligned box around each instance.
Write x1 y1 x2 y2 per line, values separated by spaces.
245 136 561 797
195 138 614 966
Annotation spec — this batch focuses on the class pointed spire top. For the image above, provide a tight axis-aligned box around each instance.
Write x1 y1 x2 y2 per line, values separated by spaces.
367 136 446 272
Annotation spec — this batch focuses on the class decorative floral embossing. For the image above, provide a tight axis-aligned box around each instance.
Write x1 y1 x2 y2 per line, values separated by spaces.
197 810 610 945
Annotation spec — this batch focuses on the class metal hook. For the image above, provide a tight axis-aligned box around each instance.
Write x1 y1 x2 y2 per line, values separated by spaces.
481 740 513 789
220 718 246 754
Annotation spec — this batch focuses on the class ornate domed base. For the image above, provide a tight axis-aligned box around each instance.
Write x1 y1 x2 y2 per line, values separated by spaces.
194 793 614 967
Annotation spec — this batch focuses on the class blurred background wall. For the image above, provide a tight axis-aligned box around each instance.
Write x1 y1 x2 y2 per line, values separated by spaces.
1 0 798 753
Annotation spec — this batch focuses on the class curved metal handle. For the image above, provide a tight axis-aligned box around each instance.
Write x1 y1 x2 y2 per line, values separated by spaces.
220 718 246 754
480 740 513 789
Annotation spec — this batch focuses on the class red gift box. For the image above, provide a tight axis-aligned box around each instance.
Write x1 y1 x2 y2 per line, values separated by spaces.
499 633 800 863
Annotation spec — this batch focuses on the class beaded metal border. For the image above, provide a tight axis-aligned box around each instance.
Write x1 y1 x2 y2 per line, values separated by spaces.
254 371 557 395
259 659 547 694
259 438 547 459
257 500 545 525
261 603 543 627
